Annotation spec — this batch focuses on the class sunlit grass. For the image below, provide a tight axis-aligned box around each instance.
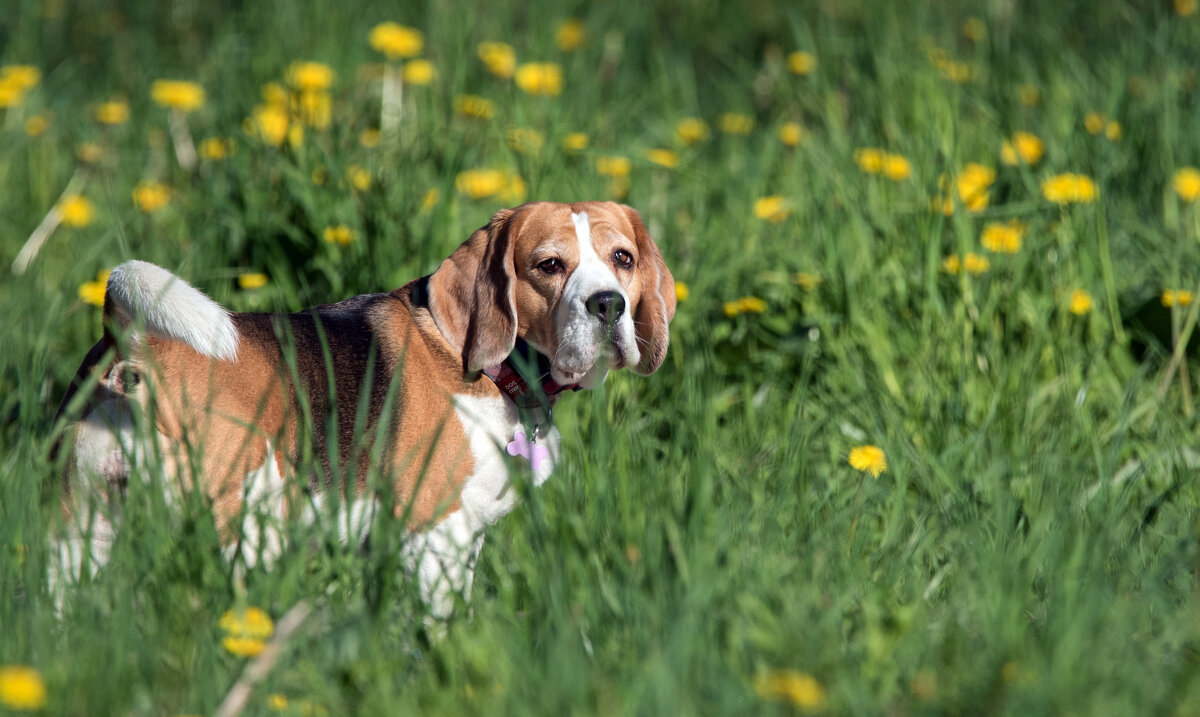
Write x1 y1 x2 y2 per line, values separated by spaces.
3 0 1200 714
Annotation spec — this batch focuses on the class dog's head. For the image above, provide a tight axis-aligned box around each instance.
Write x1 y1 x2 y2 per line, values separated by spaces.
428 201 676 387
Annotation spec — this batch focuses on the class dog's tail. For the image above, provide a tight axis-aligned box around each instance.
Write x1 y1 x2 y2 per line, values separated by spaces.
104 260 239 362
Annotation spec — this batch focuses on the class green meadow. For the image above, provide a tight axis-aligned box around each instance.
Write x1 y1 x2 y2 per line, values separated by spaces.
4 0 1200 713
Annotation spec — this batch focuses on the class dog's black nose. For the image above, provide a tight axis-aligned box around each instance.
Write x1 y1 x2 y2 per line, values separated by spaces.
586 290 626 325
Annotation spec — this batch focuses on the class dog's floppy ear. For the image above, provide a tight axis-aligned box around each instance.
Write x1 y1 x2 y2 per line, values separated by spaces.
622 205 676 375
429 208 518 373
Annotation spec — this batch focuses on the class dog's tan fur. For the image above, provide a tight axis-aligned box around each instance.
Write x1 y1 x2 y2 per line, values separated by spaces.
55 202 675 562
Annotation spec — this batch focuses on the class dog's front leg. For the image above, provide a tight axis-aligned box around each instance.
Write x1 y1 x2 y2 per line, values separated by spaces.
403 510 486 630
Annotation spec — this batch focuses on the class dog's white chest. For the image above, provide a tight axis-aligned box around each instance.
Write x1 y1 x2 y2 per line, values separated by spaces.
451 393 559 528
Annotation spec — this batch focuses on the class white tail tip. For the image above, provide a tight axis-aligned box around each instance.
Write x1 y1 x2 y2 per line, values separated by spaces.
106 260 239 362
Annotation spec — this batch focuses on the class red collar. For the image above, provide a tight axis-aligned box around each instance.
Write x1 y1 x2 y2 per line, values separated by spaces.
482 342 580 411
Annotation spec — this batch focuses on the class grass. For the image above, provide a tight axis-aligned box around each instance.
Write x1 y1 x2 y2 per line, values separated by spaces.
4 0 1200 713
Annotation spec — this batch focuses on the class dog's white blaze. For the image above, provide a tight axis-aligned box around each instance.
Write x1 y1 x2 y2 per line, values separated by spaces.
107 260 239 362
553 211 640 385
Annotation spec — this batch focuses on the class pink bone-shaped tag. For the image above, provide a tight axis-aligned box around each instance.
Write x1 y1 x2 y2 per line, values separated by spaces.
506 429 549 472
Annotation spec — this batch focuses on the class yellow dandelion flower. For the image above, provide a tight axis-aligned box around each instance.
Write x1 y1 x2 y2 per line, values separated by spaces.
454 94 495 121
1011 132 1047 164
23 115 48 137
222 636 266 657
606 176 630 200
347 165 371 191
268 693 289 711
1162 289 1195 307
150 79 205 112
514 62 562 96
676 117 710 146
456 169 507 199
262 82 289 108
646 148 679 168
609 178 628 199
421 188 440 212
786 51 817 76
1000 131 1044 166
249 105 290 147
1177 0 1197 15
963 191 990 212
0 65 40 107
506 127 545 155
199 137 233 161
853 147 885 174
563 132 589 153
1 65 41 91
403 59 436 85
1042 173 1098 204
360 128 381 148
779 122 807 147
0 665 47 711
95 100 130 125
719 113 754 135
59 195 94 228
369 22 424 60
795 272 822 290
723 296 767 317
556 19 586 52
935 58 971 83
882 153 912 181
1173 167 1200 202
295 90 331 129
848 445 887 477
1105 121 1122 141
76 142 103 164
956 163 995 212
674 281 689 302
1084 112 1106 135
596 155 632 178
753 195 790 223
980 220 1026 254
942 254 962 274
1068 289 1094 315
500 172 527 203
323 225 356 245
1018 84 1040 107
963 17 986 41
963 252 990 274
477 42 517 79
238 273 269 290
78 277 107 306
219 606 274 639
132 180 170 213
0 81 25 108
929 195 955 216
753 670 827 712
287 61 335 91
999 142 1017 166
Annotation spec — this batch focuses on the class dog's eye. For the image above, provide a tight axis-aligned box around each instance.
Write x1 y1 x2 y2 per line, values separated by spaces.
613 250 634 269
537 258 564 274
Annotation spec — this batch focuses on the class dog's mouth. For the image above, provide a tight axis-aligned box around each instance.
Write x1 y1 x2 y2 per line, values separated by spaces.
551 341 627 386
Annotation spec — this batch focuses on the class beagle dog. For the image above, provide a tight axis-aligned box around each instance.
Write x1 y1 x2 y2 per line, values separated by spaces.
53 201 675 618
